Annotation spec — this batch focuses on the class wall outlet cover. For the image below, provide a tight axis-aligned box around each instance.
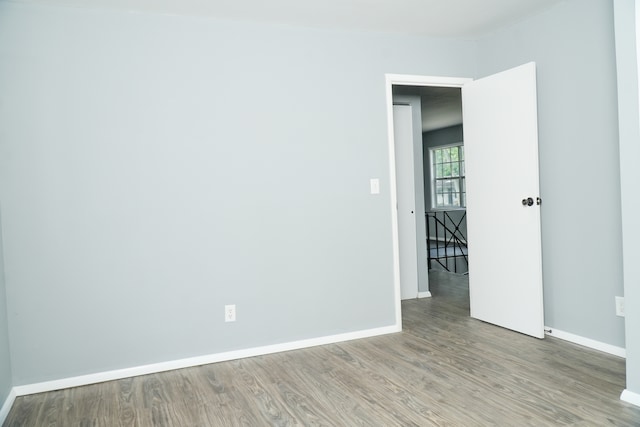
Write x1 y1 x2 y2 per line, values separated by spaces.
615 296 625 317
225 304 236 322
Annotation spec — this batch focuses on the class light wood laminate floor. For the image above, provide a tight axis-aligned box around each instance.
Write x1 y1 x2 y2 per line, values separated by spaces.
5 271 640 426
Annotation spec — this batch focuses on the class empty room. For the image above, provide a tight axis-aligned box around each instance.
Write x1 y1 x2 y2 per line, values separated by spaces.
0 0 640 424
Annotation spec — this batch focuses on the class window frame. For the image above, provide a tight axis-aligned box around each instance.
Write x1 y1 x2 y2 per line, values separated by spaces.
429 142 466 211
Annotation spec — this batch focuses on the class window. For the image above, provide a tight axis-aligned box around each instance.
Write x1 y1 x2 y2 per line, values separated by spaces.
430 144 465 209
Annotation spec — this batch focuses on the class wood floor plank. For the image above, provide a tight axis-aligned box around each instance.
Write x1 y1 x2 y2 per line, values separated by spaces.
241 354 349 426
5 271 640 426
342 336 539 425
268 349 401 426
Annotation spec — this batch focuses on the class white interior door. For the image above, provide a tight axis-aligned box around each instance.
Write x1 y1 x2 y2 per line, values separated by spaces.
393 104 419 300
462 62 544 338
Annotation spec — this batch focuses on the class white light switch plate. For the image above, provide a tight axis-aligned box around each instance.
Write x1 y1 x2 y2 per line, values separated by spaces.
370 178 380 194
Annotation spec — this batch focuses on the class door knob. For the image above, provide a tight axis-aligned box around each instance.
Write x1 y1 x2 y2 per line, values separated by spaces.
522 197 534 207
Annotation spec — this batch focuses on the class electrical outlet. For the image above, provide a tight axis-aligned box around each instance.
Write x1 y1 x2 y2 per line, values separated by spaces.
225 304 236 322
615 296 625 317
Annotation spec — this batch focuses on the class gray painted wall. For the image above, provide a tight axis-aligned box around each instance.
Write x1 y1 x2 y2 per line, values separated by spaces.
613 0 640 397
0 211 12 404
0 2 477 384
0 0 633 392
476 0 626 348
423 125 464 147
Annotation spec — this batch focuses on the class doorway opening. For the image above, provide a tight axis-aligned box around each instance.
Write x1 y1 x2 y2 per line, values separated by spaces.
394 85 468 276
386 64 545 339
391 83 469 315
385 74 471 329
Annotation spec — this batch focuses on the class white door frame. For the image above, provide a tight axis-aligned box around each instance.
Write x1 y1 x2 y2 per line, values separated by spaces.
385 74 473 329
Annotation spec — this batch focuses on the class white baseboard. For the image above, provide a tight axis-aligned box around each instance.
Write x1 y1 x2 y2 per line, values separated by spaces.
544 327 626 358
0 388 16 425
621 389 640 407
417 291 432 298
14 324 400 397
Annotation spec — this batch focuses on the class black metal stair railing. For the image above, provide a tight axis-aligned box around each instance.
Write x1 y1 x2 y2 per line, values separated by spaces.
426 211 468 274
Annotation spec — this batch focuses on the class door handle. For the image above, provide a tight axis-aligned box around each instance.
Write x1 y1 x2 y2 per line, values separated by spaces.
522 197 534 207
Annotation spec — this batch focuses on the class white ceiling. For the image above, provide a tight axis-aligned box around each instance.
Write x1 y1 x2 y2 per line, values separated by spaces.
394 86 463 132
12 0 565 37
